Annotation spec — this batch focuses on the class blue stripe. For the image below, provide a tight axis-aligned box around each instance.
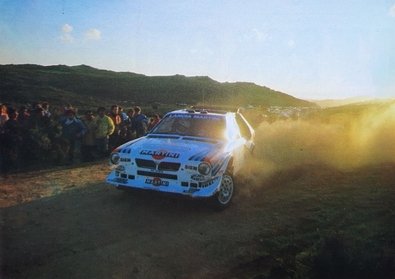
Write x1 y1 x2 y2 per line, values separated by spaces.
212 159 227 176
189 150 209 161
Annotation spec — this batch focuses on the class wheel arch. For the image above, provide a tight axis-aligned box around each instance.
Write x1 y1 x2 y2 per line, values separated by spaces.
212 154 234 177
226 156 234 175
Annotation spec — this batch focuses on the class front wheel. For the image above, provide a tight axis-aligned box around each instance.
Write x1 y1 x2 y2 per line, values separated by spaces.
211 173 235 210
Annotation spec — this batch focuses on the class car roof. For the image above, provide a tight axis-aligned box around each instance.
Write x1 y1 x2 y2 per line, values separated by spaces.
168 108 234 117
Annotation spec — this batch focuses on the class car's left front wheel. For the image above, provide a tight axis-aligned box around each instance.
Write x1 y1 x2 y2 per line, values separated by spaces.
211 173 234 210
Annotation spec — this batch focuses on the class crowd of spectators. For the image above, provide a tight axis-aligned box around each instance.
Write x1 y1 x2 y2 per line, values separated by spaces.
0 102 161 177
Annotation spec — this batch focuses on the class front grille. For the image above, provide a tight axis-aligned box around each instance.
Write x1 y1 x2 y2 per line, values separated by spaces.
158 162 180 171
135 159 156 169
137 170 177 180
136 158 180 172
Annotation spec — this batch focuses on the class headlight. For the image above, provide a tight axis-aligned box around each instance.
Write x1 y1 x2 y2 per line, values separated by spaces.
110 153 120 165
198 162 211 175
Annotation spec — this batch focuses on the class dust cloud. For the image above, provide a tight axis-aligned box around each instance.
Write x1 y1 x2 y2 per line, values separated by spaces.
245 101 395 180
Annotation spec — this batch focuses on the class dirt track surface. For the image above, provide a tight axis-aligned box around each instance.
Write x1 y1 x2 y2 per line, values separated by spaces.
1 162 395 278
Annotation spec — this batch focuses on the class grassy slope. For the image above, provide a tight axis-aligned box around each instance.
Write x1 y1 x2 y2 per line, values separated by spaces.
0 64 315 108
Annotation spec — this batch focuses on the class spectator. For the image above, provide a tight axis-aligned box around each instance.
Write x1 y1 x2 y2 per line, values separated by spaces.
118 106 130 145
126 108 135 119
81 111 97 162
42 102 51 118
60 109 86 164
148 114 161 131
22 106 55 164
32 102 43 110
131 106 148 138
28 107 45 129
96 107 115 157
0 104 9 127
124 109 136 140
59 104 74 123
0 107 22 176
108 105 122 150
119 106 129 122
51 106 64 122
17 106 30 128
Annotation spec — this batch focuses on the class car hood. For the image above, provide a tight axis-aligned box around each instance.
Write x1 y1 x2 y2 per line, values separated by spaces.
117 135 225 162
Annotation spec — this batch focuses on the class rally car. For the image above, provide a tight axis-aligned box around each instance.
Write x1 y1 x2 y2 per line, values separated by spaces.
106 108 255 209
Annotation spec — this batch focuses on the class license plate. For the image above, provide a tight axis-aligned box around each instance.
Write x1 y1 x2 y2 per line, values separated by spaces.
145 178 169 186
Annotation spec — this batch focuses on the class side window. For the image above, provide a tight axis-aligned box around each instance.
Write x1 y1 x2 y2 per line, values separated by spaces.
236 113 252 140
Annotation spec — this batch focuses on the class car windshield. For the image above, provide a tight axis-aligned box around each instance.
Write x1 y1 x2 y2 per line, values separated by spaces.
150 113 226 139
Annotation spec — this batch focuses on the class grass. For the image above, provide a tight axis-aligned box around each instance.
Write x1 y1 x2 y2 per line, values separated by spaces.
1 64 315 109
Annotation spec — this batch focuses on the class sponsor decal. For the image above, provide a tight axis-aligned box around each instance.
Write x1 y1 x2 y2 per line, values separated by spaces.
200 177 218 188
169 114 193 118
191 174 206 182
185 165 198 171
140 150 180 160
168 113 222 120
145 177 169 186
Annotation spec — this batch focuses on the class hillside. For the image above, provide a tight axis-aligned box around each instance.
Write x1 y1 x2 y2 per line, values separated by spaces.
0 64 315 108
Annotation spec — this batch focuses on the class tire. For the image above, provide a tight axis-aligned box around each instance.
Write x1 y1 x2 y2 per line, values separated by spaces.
211 173 235 210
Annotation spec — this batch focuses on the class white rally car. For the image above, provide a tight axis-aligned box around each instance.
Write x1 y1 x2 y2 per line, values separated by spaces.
106 108 255 209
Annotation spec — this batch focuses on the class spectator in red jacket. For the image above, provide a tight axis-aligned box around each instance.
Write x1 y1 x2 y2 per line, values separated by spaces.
0 104 9 127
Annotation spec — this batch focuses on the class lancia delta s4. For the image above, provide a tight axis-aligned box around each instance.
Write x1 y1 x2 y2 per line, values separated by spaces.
106 108 255 209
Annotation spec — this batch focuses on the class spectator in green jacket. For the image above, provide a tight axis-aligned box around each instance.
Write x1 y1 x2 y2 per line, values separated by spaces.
95 107 115 157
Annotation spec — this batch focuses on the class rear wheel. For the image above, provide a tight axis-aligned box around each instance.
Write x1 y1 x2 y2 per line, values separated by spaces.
211 173 234 210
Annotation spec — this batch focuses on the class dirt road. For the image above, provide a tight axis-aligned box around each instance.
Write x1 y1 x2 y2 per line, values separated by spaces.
1 162 395 278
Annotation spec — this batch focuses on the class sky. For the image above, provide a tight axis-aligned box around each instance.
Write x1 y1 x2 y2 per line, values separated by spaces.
0 0 395 100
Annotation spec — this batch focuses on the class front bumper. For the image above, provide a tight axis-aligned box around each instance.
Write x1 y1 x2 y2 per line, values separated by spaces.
106 170 222 198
